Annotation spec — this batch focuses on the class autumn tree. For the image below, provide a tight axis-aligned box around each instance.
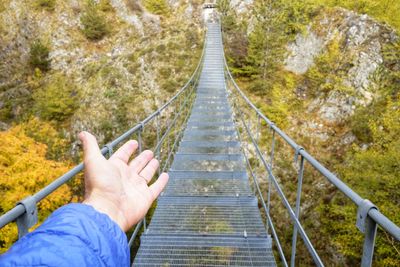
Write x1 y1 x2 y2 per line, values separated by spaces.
0 125 76 253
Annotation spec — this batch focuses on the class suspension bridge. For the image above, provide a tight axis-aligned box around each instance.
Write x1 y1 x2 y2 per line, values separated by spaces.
0 21 399 267
133 23 275 266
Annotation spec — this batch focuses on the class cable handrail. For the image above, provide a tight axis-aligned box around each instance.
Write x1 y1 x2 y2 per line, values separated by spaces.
220 22 399 266
233 103 289 267
223 39 400 241
0 31 207 237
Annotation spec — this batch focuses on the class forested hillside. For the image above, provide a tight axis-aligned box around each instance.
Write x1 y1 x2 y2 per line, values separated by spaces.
0 0 203 252
219 0 399 265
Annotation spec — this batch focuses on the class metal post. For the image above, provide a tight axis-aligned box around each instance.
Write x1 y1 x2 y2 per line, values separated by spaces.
174 108 178 142
267 130 276 211
156 113 161 176
361 216 378 267
137 127 146 232
248 111 252 136
138 130 142 154
16 196 38 238
178 91 182 113
256 113 261 144
290 154 305 267
266 129 275 235
167 131 170 160
104 144 114 159
356 199 379 267
128 219 144 248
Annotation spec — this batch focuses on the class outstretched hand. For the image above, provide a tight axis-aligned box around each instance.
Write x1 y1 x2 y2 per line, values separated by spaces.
79 131 169 232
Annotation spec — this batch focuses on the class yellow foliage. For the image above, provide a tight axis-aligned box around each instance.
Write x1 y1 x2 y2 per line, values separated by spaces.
0 125 73 253
369 98 400 149
318 0 400 33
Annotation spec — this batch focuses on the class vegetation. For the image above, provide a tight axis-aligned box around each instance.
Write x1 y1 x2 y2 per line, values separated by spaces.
142 0 170 16
35 0 56 11
304 38 353 96
29 40 51 72
220 0 400 265
0 125 74 253
211 247 237 265
0 1 6 13
33 74 80 121
98 0 113 12
0 0 203 255
325 99 400 265
326 39 400 265
80 0 109 40
245 1 286 82
307 0 400 32
22 117 70 160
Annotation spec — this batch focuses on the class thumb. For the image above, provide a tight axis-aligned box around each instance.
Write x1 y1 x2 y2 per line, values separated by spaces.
79 131 103 163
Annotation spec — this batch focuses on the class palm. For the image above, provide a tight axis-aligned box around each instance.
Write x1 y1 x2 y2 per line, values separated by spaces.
80 132 169 231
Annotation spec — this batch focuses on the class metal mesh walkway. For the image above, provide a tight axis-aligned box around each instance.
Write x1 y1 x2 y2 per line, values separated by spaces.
133 23 276 266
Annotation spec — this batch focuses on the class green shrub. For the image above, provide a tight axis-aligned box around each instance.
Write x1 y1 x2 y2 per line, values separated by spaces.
104 88 118 99
35 0 56 11
304 38 352 96
162 79 179 93
29 40 51 72
0 0 7 13
80 0 108 40
217 0 230 17
258 98 290 129
21 117 69 160
325 98 400 266
99 0 113 12
33 74 79 121
350 98 387 143
142 0 169 16
0 100 13 121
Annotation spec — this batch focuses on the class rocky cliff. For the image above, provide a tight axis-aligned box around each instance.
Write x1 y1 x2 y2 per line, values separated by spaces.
287 8 397 122
220 1 399 265
0 0 204 153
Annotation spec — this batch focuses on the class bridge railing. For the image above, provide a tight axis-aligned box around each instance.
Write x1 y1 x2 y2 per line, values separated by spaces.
0 34 206 248
221 26 400 267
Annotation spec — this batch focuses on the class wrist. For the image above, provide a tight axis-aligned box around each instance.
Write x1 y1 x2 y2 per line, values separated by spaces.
83 194 128 231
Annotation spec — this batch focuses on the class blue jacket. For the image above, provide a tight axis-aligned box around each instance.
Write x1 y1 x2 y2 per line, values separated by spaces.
0 204 129 266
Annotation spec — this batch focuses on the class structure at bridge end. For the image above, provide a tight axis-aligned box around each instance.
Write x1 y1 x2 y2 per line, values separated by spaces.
203 1 219 24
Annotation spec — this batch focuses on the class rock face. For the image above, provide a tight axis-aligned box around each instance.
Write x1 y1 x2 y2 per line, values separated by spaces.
308 91 355 122
230 0 253 14
285 8 397 124
0 0 204 151
110 0 145 34
285 28 324 75
340 12 395 106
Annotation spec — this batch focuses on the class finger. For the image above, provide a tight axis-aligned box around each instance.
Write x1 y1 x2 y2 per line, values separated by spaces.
110 140 138 164
138 158 159 183
149 172 169 200
129 150 154 173
79 131 103 162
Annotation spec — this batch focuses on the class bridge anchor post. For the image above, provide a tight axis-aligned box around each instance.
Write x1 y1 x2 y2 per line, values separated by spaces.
103 143 114 158
266 128 276 235
290 147 305 267
357 199 378 267
16 196 38 238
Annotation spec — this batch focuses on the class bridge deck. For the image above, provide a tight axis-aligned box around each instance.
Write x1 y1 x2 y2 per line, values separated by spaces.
133 23 276 266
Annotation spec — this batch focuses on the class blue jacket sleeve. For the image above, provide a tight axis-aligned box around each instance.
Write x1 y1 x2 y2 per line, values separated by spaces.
0 203 129 267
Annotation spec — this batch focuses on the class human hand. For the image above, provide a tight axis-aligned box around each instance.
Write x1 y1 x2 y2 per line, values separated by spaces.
79 131 169 232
